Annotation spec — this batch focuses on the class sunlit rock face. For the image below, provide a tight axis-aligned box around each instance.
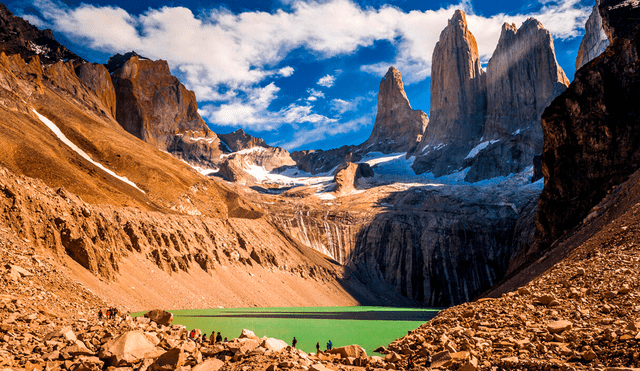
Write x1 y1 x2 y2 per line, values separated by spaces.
420 10 486 149
413 12 568 183
108 52 226 168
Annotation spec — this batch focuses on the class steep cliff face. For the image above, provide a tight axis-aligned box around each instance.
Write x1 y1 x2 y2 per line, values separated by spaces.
76 63 117 118
412 10 486 177
575 0 610 70
362 67 429 154
483 19 569 141
109 53 226 168
0 164 371 309
536 0 640 249
463 19 569 182
347 184 540 307
413 14 568 182
421 10 486 147
269 208 368 265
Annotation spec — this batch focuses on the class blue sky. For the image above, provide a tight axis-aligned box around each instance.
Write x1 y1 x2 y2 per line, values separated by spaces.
6 0 592 151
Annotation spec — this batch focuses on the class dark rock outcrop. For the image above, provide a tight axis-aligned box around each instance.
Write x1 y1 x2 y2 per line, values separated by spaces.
361 67 428 154
575 0 610 70
109 53 225 168
0 4 81 65
536 0 640 248
291 145 361 175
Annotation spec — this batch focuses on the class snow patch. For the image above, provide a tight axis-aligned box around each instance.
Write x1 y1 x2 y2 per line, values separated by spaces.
32 109 145 193
465 140 500 159
317 193 336 200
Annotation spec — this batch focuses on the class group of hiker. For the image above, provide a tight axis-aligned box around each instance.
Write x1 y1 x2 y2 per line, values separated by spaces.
294 337 333 353
188 329 226 344
98 307 119 320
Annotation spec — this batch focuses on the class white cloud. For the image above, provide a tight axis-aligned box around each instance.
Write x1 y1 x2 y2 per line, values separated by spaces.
317 74 336 88
34 0 588 91
278 66 295 77
330 95 371 114
29 0 589 148
199 83 336 131
20 13 47 28
306 88 325 101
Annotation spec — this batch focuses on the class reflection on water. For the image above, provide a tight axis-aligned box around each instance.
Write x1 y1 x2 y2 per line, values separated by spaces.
178 310 438 322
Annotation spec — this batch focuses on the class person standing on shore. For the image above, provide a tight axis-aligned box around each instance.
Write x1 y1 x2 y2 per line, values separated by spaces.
316 342 320 353
292 337 297 348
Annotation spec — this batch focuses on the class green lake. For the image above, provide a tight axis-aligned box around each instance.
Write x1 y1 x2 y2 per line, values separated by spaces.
138 307 439 355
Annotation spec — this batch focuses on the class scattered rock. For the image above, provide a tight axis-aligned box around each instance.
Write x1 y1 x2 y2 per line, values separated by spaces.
547 320 573 334
144 309 173 326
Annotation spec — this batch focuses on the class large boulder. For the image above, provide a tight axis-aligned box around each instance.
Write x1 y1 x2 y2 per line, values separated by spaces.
261 337 289 352
144 309 173 326
149 348 187 371
192 358 224 371
326 344 367 359
44 326 77 342
99 330 162 366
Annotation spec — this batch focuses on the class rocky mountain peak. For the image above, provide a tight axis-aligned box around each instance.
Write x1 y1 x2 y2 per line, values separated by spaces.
361 66 428 154
109 53 225 168
421 9 486 147
218 128 269 152
575 0 610 70
483 17 568 141
105 51 150 73
413 14 568 182
381 66 409 105
0 4 81 64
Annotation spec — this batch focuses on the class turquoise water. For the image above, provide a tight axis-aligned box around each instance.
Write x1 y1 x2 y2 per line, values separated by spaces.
137 306 438 355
